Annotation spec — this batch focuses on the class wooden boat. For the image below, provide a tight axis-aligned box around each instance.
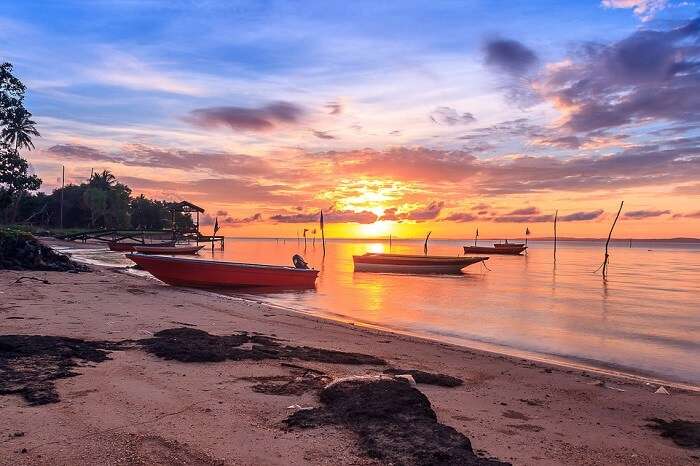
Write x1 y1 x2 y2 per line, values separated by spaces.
107 240 175 252
126 253 319 288
353 253 487 274
133 244 204 255
463 244 527 255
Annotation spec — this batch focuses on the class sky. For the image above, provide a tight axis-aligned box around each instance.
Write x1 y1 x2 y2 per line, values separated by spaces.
2 0 700 238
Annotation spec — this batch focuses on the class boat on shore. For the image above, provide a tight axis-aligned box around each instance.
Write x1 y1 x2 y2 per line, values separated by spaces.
107 240 175 252
126 253 319 288
132 244 204 255
353 253 487 274
464 242 527 255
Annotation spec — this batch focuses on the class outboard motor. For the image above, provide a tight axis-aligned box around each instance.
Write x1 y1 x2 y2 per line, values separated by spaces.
292 254 310 269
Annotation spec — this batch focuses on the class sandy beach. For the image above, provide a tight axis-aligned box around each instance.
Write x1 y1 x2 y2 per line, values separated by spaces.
1 248 699 465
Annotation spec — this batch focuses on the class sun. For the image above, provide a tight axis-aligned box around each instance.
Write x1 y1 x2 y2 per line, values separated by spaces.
357 220 394 238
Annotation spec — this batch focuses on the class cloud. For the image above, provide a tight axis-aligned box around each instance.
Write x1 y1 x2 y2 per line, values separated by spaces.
559 210 605 221
493 208 604 223
538 17 700 133
46 143 272 176
379 202 444 222
443 212 477 222
224 213 263 226
624 209 671 219
429 107 476 126
216 210 228 216
507 207 539 215
186 101 304 132
312 130 337 140
673 183 700 195
484 38 539 75
601 0 668 21
271 208 377 224
325 101 342 115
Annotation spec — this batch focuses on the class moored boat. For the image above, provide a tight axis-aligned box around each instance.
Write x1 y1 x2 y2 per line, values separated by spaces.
463 244 527 255
126 253 319 288
108 240 175 252
133 244 204 255
353 253 487 274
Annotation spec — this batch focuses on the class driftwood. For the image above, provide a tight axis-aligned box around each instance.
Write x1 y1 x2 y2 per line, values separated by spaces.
596 201 624 278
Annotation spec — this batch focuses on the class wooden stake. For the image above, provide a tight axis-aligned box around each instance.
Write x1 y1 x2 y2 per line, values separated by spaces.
600 201 624 278
60 165 65 230
553 210 558 262
320 210 326 256
424 231 432 256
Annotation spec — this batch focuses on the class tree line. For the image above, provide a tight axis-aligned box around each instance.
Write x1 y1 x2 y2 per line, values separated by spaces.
1 61 194 231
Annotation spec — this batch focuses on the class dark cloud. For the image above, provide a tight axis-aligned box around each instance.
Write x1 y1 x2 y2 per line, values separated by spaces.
493 208 604 223
484 39 539 75
443 212 477 222
539 17 700 133
224 213 263 226
216 210 228 216
429 107 476 126
46 143 271 176
186 101 304 132
507 207 539 215
270 208 377 224
379 202 444 222
624 209 671 219
559 209 604 221
326 101 342 115
312 130 337 140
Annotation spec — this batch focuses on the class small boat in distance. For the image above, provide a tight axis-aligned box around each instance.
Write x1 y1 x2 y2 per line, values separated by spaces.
353 253 487 274
463 242 527 255
133 244 204 255
126 253 319 288
108 240 175 252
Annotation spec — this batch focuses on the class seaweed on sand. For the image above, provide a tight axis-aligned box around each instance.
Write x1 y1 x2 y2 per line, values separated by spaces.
0 334 117 405
285 377 508 465
647 418 700 449
138 328 386 366
383 368 463 387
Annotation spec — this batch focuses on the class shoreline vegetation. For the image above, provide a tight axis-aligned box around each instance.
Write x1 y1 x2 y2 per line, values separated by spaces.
0 234 698 465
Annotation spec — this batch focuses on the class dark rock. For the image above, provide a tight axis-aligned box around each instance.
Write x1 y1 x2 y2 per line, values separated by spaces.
285 377 508 465
383 368 464 387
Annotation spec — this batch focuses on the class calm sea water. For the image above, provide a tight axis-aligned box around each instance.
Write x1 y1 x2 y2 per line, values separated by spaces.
62 238 700 387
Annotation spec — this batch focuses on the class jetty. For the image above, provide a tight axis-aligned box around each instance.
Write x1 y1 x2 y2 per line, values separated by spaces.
57 201 225 250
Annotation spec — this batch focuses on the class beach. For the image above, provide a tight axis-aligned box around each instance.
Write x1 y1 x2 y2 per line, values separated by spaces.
1 245 698 465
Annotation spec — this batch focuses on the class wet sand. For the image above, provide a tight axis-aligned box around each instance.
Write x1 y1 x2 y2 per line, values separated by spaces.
1 258 699 465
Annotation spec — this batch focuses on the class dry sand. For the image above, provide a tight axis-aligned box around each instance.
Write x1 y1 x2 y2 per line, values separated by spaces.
1 255 698 465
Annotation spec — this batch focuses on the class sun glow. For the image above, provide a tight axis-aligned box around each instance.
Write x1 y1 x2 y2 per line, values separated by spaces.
357 220 394 238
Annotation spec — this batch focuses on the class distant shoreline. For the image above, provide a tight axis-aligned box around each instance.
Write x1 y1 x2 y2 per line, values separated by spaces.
218 236 700 243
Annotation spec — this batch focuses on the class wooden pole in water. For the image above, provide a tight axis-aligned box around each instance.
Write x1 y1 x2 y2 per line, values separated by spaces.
474 227 479 246
389 234 392 252
600 201 624 279
553 210 558 262
320 210 326 256
60 165 65 230
424 231 432 256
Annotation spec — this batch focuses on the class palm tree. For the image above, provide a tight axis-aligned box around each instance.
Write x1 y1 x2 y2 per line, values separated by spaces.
88 170 117 190
1 108 40 151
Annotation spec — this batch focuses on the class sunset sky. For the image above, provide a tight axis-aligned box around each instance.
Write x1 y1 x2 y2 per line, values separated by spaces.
2 0 699 238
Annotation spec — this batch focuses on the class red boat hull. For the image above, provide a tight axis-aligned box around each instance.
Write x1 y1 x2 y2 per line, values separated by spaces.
133 245 204 255
353 253 487 274
463 246 527 255
126 254 319 288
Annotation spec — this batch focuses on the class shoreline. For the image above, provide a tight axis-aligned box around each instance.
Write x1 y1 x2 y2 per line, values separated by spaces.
1 245 698 464
55 239 700 391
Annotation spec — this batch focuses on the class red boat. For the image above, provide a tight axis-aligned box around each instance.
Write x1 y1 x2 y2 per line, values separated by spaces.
463 244 527 255
132 244 204 255
126 253 319 288
107 240 175 252
353 253 487 274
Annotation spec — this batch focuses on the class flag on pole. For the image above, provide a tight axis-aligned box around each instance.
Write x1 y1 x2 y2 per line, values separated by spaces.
214 217 220 235
474 227 479 246
525 227 530 245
